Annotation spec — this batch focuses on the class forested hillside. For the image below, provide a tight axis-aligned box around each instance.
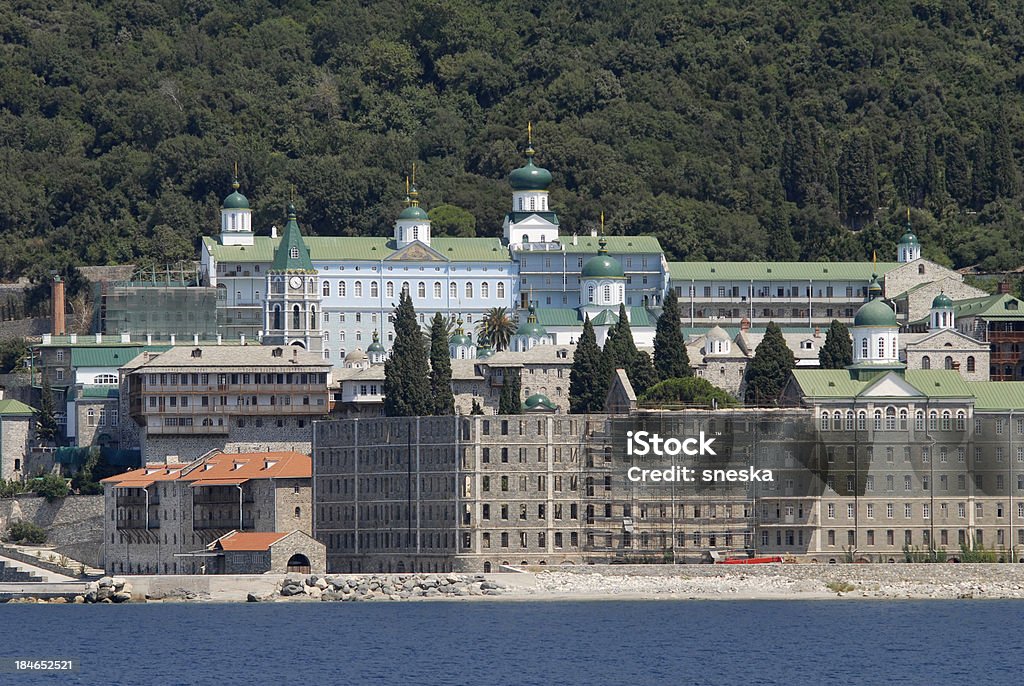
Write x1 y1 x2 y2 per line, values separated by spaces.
3 0 1024 289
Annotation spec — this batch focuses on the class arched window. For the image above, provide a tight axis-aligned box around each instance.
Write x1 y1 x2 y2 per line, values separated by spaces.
322 281 330 297
370 282 378 298
873 409 882 430
915 411 924 431
386 282 394 298
482 282 489 298
922 355 931 369
861 338 868 358
354 281 362 297
402 282 410 295
87 409 95 426
518 198 524 210
308 280 315 294
967 356 976 372
418 282 425 298
310 306 317 330
290 246 299 260
944 356 953 370
497 283 505 299
885 407 896 431
820 413 829 431
466 282 473 299
292 305 301 329
918 264 925 274
449 283 457 299
398 227 404 242
433 282 441 298
530 197 535 211
857 411 866 431
892 337 897 358
94 374 118 385
845 411 854 431
339 281 346 298
588 286 595 303
833 412 842 430
273 305 282 329
878 337 885 358
899 409 908 430
603 285 611 301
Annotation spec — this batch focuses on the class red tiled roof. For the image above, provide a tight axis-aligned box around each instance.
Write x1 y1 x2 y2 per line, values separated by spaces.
180 451 311 482
101 465 189 486
212 531 290 552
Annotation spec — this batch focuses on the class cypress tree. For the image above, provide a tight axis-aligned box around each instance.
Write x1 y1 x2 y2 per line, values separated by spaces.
653 288 690 381
603 303 638 374
428 312 454 416
990 112 1020 200
383 290 431 416
838 130 878 229
470 399 484 415
971 129 993 209
895 126 926 207
627 351 658 397
944 131 971 207
570 316 603 413
818 319 853 369
743 322 796 406
36 375 59 444
498 367 522 414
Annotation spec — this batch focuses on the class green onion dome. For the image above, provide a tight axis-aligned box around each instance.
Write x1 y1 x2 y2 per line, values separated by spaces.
508 145 553 191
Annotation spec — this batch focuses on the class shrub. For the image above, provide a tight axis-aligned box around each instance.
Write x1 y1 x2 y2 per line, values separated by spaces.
0 479 27 498
7 520 47 544
32 473 70 501
639 377 739 409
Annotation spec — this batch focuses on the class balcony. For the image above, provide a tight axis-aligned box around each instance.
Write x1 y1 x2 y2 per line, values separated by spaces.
195 518 255 530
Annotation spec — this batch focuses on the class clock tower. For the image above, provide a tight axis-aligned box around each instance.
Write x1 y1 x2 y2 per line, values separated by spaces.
264 204 323 353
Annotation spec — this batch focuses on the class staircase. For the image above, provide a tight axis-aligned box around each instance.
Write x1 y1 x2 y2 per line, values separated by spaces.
0 554 76 583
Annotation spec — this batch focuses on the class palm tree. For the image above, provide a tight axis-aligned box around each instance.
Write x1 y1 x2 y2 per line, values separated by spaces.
477 307 517 352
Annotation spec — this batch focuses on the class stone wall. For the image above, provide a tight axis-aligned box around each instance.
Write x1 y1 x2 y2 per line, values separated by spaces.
0 415 31 481
0 495 104 567
139 420 313 462
0 317 49 340
268 533 326 574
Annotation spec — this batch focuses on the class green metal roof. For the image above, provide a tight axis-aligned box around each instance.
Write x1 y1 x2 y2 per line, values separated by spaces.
523 393 557 410
971 383 1024 411
562 236 662 254
534 308 583 327
531 307 654 328
78 386 120 399
853 298 898 327
205 236 511 264
506 211 560 225
71 346 170 368
947 293 1024 320
398 205 429 220
668 261 901 281
590 309 619 326
271 205 314 272
0 399 34 415
791 369 973 400
508 152 553 191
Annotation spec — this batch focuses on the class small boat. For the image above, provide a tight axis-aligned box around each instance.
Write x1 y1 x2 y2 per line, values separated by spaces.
717 556 784 565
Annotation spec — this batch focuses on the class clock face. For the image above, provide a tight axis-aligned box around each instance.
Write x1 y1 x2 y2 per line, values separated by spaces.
289 276 302 290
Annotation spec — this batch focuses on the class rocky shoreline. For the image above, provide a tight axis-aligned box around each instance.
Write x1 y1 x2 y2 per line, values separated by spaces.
9 564 1024 604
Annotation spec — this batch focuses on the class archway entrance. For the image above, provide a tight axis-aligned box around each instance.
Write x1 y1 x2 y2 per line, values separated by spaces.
286 553 310 574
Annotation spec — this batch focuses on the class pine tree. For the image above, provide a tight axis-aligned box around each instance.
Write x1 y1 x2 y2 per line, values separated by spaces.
818 319 853 369
35 374 59 444
498 367 521 414
744 322 796 406
971 129 994 209
383 290 431 417
470 399 484 415
428 312 454 416
569 316 604 414
603 304 638 374
653 288 690 381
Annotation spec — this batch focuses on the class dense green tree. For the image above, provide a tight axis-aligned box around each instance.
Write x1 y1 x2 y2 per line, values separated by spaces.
35 375 59 445
944 131 971 207
498 367 521 414
818 320 854 369
990 112 1020 200
0 338 27 374
627 351 658 397
653 289 690 381
470 398 484 415
428 204 477 237
602 304 639 375
838 130 879 229
641 377 738 409
428 312 455 416
744 322 796 406
383 291 431 417
895 126 926 207
569 316 604 414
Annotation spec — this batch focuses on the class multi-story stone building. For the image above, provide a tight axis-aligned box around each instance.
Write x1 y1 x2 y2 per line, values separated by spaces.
101 450 314 574
0 393 34 481
121 345 331 461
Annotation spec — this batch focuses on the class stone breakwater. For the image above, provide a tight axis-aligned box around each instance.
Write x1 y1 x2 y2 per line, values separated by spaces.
531 564 1024 599
260 573 511 602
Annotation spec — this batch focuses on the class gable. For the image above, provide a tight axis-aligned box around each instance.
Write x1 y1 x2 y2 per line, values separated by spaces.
858 372 924 399
906 328 986 351
885 258 960 285
384 241 449 263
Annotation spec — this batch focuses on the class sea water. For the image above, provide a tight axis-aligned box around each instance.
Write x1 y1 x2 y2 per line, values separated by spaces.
4 599 1023 685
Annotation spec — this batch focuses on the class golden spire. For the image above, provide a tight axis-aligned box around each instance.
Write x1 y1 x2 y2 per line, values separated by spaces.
232 161 239 190
872 250 877 269
411 162 416 186
907 206 911 222
409 163 420 207
600 211 605 235
528 121 532 146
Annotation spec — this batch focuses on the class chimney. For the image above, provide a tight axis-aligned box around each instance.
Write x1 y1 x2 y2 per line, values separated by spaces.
998 281 1011 294
814 326 821 338
95 333 102 343
169 334 176 346
740 317 751 333
146 334 152 345
217 334 223 345
590 227 597 237
193 334 199 345
240 334 246 346
120 333 130 343
271 225 279 239
572 233 578 246
51 276 65 336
